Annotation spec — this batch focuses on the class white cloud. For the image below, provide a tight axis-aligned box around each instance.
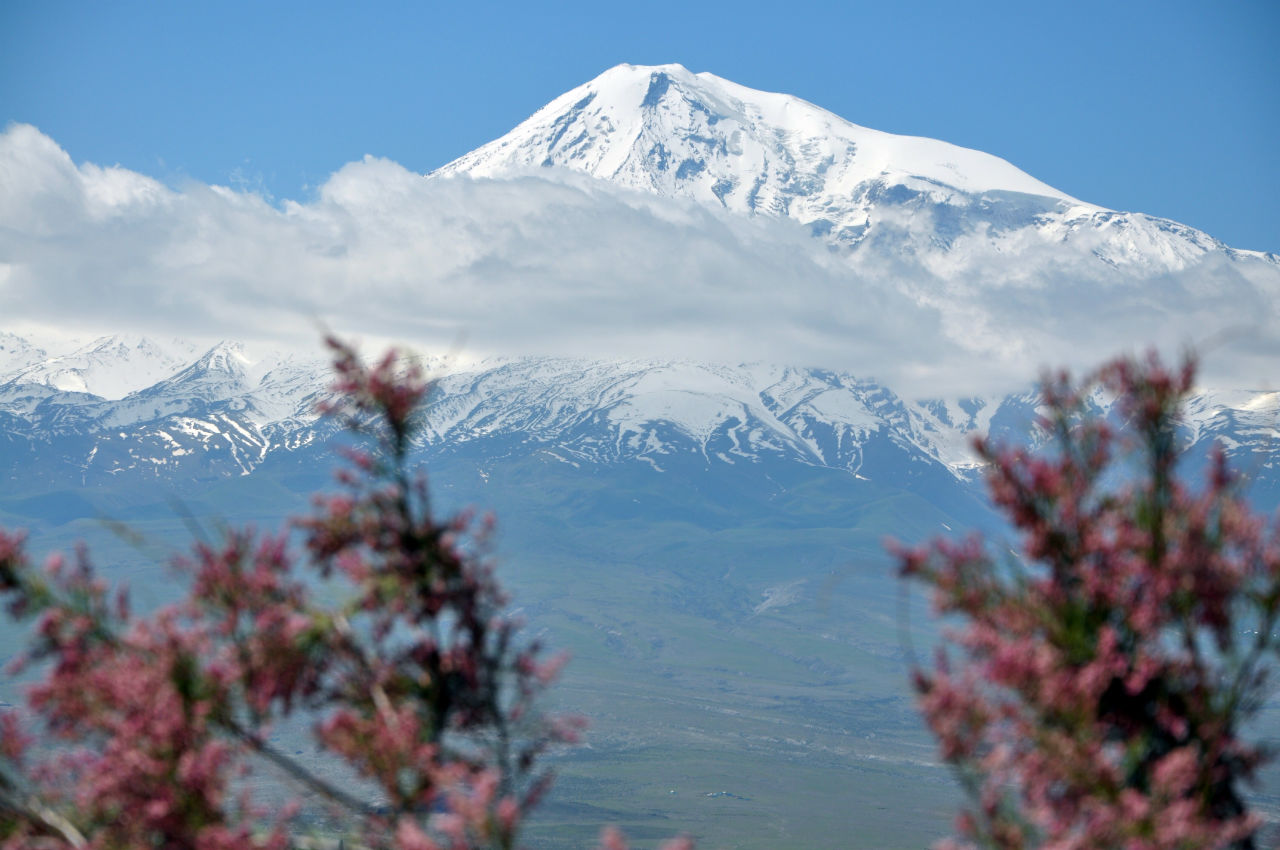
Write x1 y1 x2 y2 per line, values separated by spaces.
1 124 1277 398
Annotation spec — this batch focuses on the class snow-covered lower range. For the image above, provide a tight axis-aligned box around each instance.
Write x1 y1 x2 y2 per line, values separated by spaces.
2 334 1276 500
439 63 1275 273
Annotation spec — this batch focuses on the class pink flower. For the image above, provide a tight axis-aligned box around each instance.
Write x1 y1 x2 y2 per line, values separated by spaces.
897 352 1276 850
0 337 588 850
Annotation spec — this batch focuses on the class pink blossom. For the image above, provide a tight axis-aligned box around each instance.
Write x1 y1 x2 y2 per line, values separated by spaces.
0 337 582 850
895 352 1276 850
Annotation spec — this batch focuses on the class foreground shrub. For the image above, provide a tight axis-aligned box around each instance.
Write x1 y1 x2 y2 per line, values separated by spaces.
0 337 578 850
897 353 1278 850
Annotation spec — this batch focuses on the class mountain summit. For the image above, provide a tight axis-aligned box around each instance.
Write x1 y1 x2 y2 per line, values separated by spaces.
438 63 1270 276
437 63 1088 242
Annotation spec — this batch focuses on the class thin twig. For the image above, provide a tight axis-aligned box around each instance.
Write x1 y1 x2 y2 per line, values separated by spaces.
0 786 89 848
224 722 372 816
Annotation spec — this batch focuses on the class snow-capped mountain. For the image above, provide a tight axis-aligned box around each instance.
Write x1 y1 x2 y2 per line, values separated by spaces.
8 335 200 400
438 64 1083 240
438 63 1273 275
0 333 47 376
2 65 1277 512
5 65 1280 850
0 338 942 485
0 338 329 483
2 335 1276 516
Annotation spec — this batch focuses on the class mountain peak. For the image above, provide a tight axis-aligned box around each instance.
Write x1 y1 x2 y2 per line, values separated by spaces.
195 340 251 374
3 333 199 400
0 332 48 377
436 63 1087 242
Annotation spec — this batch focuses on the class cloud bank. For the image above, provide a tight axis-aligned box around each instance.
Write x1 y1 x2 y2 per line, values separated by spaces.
1 124 1276 397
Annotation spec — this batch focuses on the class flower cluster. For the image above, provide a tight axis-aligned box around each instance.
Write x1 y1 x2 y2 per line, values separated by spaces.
0 338 579 850
896 353 1278 850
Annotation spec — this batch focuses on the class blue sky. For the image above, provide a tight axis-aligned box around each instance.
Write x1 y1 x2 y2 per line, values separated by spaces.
3 0 1277 252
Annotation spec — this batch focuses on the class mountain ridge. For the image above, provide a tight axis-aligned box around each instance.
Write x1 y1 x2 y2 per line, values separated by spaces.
2 334 1276 515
